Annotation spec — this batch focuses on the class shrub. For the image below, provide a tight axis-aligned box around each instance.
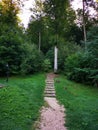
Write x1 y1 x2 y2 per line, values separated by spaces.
64 52 82 74
42 59 52 72
0 26 25 76
58 41 81 72
64 26 98 86
20 44 44 74
45 47 54 69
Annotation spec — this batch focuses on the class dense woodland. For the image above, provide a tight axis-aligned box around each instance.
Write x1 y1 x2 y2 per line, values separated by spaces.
0 0 98 86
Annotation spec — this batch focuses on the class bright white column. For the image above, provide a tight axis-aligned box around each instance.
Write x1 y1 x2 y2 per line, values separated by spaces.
54 46 58 73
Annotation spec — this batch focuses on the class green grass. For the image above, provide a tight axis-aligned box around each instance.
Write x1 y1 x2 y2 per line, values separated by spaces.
0 73 45 130
55 75 98 130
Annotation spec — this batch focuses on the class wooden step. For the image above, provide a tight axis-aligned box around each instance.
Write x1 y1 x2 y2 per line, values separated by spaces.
45 93 56 97
46 81 54 82
46 83 54 85
46 84 54 86
46 80 54 82
45 87 55 89
46 84 54 87
46 88 55 90
46 78 54 80
45 76 55 97
44 91 55 94
45 86 54 89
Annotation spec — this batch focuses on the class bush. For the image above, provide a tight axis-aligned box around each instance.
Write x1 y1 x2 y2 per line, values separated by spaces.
0 26 25 76
0 24 44 75
20 44 44 74
64 52 82 75
45 47 54 69
42 59 52 72
58 41 81 72
64 26 98 86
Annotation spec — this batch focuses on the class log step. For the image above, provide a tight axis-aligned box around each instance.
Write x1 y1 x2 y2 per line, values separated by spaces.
45 91 55 94
45 88 55 90
45 93 56 97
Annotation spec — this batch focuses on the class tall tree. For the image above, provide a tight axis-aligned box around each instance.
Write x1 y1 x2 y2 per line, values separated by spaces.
82 0 98 49
43 0 69 36
0 0 20 26
82 0 87 45
43 0 77 43
0 0 26 75
30 0 44 51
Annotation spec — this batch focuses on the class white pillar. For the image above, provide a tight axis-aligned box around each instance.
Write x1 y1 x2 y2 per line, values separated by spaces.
54 46 58 73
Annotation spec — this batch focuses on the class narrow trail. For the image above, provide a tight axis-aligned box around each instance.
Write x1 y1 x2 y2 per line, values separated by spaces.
36 73 67 130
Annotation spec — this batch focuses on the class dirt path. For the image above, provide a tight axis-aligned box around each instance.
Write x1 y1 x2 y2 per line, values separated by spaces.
36 73 67 130
39 97 67 130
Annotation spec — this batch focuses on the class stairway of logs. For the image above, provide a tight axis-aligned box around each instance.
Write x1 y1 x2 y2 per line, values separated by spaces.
44 74 56 97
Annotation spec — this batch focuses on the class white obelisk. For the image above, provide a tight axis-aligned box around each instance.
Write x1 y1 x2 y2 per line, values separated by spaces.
54 46 58 73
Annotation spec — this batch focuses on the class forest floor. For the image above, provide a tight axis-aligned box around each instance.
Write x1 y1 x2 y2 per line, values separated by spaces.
35 73 67 130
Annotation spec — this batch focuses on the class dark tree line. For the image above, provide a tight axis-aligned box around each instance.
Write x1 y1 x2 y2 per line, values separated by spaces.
0 0 44 76
0 0 98 86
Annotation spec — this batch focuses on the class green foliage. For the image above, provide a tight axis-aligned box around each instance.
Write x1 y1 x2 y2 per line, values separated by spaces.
27 17 52 53
55 75 98 130
42 59 52 72
45 47 54 68
65 51 98 85
27 0 82 55
43 0 71 36
0 0 45 76
58 41 81 72
0 24 44 75
0 0 20 26
0 25 25 75
65 26 98 86
86 26 98 56
45 41 81 72
20 44 44 74
64 52 81 75
0 0 24 75
0 73 45 130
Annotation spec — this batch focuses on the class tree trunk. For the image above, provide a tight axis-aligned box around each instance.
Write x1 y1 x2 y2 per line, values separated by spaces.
82 0 87 49
54 46 58 73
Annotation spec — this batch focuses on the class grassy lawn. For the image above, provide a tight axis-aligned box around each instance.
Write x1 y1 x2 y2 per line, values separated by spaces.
55 75 98 130
0 73 45 130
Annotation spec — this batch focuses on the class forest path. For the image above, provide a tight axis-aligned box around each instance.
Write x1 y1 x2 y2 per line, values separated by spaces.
35 73 67 130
